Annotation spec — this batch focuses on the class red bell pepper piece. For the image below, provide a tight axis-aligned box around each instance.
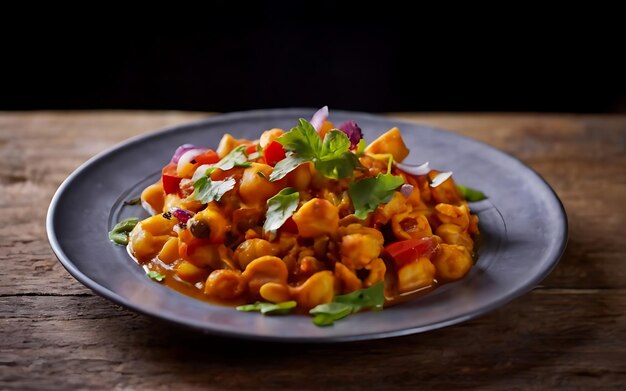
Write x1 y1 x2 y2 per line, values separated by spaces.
264 140 286 166
162 162 182 194
384 237 439 269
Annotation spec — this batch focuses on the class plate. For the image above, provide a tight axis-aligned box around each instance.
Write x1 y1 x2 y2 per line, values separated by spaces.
47 109 567 342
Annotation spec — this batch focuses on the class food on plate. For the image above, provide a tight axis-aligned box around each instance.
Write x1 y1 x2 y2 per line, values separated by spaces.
110 107 482 326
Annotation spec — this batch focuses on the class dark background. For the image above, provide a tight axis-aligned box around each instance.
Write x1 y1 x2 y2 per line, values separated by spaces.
2 4 624 113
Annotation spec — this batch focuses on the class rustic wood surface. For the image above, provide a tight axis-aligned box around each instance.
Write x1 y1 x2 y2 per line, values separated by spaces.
1 111 625 390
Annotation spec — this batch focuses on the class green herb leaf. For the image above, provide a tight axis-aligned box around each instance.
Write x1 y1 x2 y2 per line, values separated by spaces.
192 177 236 203
216 145 251 170
108 217 139 246
272 120 359 180
457 184 487 202
310 302 353 326
236 301 297 315
277 119 321 159
348 173 404 219
263 188 300 233
356 139 367 155
309 282 385 326
123 197 141 206
269 154 308 181
147 270 165 282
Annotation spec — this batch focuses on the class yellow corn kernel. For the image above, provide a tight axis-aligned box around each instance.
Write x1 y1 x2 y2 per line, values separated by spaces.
157 237 179 264
292 198 339 238
364 127 410 162
432 244 473 281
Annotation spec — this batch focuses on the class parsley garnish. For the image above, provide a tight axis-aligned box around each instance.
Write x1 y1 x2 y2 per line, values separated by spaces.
457 184 487 201
269 119 360 181
192 177 236 203
236 301 297 315
309 282 385 326
263 188 300 234
147 270 165 282
348 173 404 219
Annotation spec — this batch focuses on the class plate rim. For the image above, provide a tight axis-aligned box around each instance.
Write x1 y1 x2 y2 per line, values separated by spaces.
46 108 568 342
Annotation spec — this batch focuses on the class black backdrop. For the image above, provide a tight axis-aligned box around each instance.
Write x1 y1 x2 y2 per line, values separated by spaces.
2 4 624 113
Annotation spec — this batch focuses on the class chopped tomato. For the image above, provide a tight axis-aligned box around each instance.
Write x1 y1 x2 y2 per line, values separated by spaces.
246 143 259 155
385 237 439 269
280 216 298 234
162 162 182 194
264 140 286 166
193 150 219 166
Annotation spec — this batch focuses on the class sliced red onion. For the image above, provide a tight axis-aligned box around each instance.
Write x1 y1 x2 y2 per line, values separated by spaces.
176 148 207 175
170 208 194 224
338 120 363 148
430 171 453 188
310 106 329 132
171 144 199 164
400 184 414 197
395 161 430 176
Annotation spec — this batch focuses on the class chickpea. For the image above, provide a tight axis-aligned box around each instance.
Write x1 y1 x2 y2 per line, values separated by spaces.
365 258 386 287
241 256 288 299
292 198 339 238
391 213 432 241
259 282 291 303
429 171 462 205
432 244 473 281
435 223 474 251
234 239 278 270
204 269 245 300
334 262 362 294
290 271 335 310
129 214 176 261
239 163 286 207
397 257 436 293
435 203 470 230
187 208 228 244
340 233 383 270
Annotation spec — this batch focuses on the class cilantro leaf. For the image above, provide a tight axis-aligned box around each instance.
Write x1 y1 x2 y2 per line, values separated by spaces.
236 301 297 315
264 188 300 234
272 120 359 181
356 139 367 155
457 184 487 202
348 173 404 219
192 177 236 203
147 270 165 282
309 282 385 326
277 119 321 159
269 154 308 181
108 217 139 245
191 146 251 182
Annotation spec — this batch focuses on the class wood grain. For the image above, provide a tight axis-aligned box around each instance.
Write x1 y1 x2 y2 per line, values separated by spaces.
1 111 625 390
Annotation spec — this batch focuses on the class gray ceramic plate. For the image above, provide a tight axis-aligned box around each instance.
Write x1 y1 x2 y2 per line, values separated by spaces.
47 109 567 342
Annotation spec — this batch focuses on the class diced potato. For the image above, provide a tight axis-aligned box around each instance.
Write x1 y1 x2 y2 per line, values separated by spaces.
397 257 435 293
432 244 473 281
157 237 179 264
292 198 339 238
340 233 383 270
260 128 285 148
364 127 409 162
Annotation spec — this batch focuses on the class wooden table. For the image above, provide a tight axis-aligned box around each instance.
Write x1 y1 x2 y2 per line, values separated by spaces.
1 112 625 390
